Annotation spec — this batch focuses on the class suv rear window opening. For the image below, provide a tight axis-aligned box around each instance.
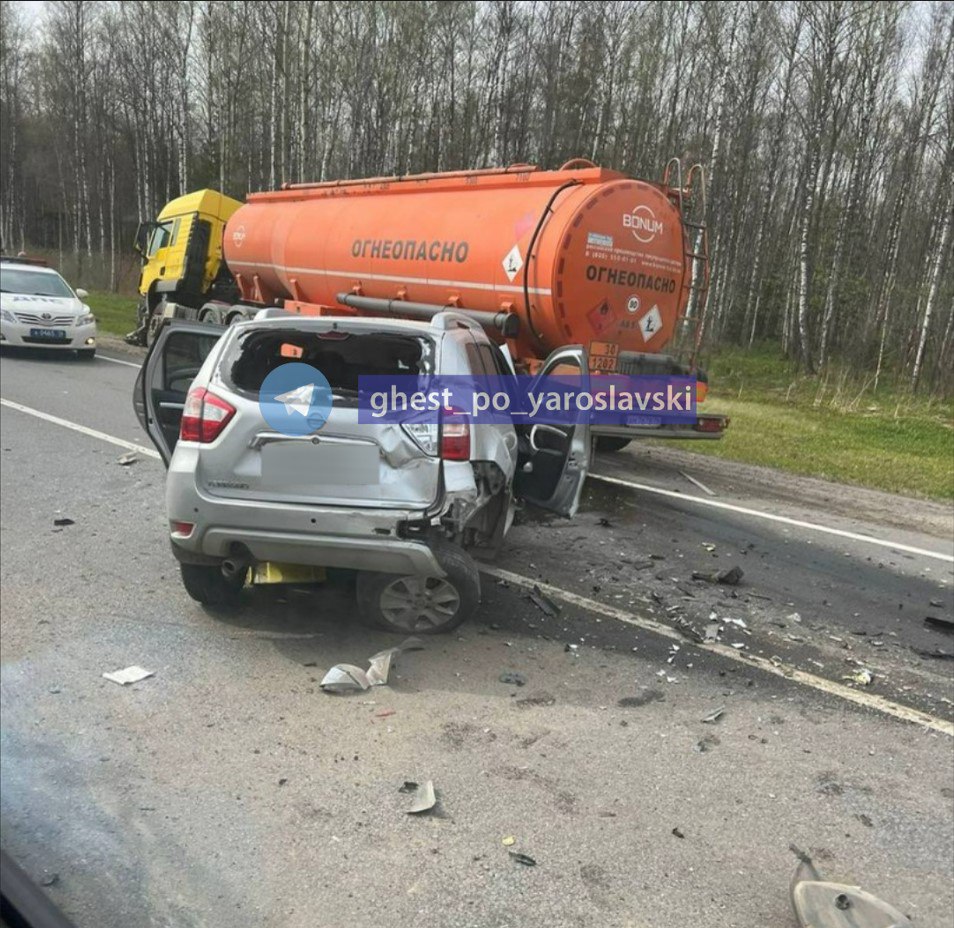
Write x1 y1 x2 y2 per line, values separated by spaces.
224 327 433 395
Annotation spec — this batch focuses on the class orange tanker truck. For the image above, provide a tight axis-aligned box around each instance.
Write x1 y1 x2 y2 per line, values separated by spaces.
132 158 727 449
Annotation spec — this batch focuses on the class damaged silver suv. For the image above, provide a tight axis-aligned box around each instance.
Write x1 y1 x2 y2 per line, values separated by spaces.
134 312 590 633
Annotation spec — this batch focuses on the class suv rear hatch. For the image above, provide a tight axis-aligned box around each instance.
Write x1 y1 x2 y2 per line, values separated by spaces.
199 322 442 509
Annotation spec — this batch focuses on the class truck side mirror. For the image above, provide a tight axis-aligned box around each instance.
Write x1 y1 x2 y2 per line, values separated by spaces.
134 222 152 256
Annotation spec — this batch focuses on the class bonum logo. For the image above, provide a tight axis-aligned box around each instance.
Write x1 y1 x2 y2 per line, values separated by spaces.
622 205 663 243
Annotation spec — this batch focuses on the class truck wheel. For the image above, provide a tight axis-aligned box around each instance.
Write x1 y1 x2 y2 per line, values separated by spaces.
356 543 480 634
146 297 175 347
596 436 631 453
180 563 246 608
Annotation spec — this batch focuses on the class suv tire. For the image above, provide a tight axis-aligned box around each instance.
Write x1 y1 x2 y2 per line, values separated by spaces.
180 563 246 608
356 542 480 634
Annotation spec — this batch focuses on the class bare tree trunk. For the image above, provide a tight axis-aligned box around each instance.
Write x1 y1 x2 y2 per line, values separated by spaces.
912 182 953 389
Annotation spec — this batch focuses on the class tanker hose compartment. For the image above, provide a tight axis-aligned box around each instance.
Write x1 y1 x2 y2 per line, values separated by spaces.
523 180 581 346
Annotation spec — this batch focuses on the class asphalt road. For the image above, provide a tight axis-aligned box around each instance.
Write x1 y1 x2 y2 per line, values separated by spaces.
1 344 952 928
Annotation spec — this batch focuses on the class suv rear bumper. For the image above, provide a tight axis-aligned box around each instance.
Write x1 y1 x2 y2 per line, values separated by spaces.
168 477 445 576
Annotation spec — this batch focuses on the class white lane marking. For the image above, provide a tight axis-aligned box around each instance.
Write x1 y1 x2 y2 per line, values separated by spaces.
0 398 160 459
7 396 952 736
482 566 954 736
96 353 142 369
227 259 553 296
590 472 954 563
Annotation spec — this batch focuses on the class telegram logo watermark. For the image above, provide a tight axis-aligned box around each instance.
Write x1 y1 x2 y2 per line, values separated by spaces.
259 362 333 435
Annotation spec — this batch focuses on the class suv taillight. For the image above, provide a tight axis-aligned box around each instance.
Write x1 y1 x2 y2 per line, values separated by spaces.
440 408 470 461
180 387 236 443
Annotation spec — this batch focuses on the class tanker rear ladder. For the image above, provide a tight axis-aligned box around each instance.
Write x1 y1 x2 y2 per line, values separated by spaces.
663 158 711 368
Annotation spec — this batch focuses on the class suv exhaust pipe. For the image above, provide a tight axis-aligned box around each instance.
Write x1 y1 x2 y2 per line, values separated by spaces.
221 556 251 581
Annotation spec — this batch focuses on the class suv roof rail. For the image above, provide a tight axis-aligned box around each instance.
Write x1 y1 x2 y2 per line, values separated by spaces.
430 311 483 332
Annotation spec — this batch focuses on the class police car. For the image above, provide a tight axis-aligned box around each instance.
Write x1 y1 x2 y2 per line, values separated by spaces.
0 256 97 358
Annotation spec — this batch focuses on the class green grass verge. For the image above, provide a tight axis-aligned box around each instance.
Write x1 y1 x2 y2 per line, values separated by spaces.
86 290 139 338
679 346 954 500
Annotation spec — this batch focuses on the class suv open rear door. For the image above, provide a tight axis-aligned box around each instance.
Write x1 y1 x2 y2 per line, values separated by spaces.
133 320 225 465
515 345 591 517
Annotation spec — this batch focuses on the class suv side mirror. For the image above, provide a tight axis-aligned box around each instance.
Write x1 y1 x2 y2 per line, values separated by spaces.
75 288 88 300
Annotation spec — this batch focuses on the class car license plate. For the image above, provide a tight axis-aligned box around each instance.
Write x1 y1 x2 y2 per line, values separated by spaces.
261 440 378 486
29 327 68 340
626 415 662 428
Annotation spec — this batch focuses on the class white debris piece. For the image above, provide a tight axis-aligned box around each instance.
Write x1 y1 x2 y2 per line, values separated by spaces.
103 665 154 686
320 664 371 693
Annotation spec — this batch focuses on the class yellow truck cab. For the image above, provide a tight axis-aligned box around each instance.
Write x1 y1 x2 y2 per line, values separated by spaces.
130 189 241 344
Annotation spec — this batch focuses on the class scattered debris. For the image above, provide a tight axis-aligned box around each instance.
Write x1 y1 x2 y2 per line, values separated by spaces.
516 692 557 708
701 542 716 552
724 617 748 629
39 872 59 888
690 565 744 586
404 779 437 814
842 667 873 686
789 844 912 927
730 642 747 650
704 621 721 642
671 827 685 839
598 517 612 527
321 638 425 694
499 671 527 687
53 517 75 527
673 616 704 643
694 734 720 753
102 665 154 686
564 643 579 654
701 705 725 724
925 615 954 633
367 648 399 686
679 470 716 497
502 836 516 847
529 585 560 617
320 664 371 693
914 647 953 661
117 451 140 466
787 612 803 624
929 599 944 609
375 708 397 718
508 851 537 867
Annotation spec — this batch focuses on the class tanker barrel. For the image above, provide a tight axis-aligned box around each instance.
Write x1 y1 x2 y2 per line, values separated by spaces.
336 293 519 338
